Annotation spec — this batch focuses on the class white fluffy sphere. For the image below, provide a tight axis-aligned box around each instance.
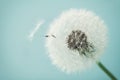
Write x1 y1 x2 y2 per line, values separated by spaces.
46 9 107 73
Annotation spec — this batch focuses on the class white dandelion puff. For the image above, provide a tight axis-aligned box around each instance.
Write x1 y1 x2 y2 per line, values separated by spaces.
46 9 107 73
28 20 44 41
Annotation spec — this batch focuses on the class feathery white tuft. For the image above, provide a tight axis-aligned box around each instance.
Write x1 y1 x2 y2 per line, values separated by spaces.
28 20 44 41
46 9 107 73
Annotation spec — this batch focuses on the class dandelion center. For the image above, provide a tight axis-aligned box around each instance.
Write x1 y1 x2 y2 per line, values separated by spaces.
66 30 95 55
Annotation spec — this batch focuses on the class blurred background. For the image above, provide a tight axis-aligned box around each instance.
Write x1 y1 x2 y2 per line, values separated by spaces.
0 0 120 80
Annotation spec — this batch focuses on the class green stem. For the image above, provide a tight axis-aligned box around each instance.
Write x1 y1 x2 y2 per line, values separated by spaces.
96 61 117 80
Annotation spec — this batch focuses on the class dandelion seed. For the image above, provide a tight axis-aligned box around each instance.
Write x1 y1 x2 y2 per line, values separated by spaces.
46 9 107 73
28 20 44 41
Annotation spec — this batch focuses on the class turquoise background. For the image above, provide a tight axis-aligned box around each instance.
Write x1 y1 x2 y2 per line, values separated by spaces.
0 0 120 80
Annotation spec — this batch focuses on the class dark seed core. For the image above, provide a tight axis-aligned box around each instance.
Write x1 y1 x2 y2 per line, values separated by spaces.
66 30 95 55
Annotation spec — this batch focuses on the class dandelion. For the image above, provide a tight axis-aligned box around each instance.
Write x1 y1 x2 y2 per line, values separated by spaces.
46 9 117 79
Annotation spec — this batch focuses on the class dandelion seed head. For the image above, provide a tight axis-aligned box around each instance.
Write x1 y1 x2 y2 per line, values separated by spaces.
46 9 107 73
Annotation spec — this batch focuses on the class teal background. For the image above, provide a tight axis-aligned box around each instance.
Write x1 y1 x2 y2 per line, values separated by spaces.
0 0 120 80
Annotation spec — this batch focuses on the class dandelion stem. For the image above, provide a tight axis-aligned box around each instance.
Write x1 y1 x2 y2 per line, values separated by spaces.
96 61 117 80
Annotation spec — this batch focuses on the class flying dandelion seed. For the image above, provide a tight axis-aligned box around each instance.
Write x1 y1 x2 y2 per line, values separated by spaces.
46 9 107 73
28 20 44 41
45 9 117 79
